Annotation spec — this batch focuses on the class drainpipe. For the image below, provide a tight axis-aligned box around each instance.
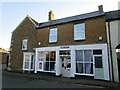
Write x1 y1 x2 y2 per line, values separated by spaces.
108 21 114 82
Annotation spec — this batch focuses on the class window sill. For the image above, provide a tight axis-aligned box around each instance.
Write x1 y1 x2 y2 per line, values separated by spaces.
74 38 86 41
49 42 57 44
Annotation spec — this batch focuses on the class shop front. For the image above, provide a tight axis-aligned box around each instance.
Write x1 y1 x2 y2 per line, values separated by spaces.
23 44 110 81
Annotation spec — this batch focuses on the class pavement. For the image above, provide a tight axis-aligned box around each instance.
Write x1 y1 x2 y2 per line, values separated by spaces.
2 70 120 89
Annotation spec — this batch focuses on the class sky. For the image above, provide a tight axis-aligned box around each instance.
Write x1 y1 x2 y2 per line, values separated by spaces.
0 0 120 50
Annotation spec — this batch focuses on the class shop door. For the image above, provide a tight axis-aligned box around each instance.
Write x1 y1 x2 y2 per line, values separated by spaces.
23 52 34 71
93 55 104 80
60 56 71 77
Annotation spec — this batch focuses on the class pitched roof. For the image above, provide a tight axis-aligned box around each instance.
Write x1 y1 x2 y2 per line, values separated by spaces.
27 15 39 26
105 10 120 21
37 11 105 28
12 15 38 33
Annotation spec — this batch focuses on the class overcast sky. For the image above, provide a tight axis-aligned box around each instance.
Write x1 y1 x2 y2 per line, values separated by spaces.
0 0 120 50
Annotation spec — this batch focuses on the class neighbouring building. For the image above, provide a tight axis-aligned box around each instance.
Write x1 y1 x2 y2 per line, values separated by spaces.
0 48 9 69
105 10 120 82
9 5 120 82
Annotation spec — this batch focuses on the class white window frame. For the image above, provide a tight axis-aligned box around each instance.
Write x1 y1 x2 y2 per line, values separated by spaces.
23 52 34 71
74 23 85 40
75 49 94 76
22 39 28 50
37 51 56 72
49 28 57 43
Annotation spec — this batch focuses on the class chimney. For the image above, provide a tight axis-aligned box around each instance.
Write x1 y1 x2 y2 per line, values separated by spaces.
98 5 103 12
49 10 54 21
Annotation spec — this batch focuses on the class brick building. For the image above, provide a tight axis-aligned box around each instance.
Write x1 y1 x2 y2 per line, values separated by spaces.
9 6 120 82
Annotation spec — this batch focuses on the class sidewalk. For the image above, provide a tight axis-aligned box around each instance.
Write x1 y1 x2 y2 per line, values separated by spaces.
2 70 120 89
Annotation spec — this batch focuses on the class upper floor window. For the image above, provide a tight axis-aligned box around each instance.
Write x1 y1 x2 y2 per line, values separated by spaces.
22 39 28 50
74 23 85 40
49 28 57 43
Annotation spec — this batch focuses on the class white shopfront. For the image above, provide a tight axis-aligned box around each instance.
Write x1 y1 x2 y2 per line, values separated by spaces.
23 44 110 81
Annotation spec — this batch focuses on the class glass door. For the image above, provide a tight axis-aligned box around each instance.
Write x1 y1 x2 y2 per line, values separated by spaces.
60 50 71 77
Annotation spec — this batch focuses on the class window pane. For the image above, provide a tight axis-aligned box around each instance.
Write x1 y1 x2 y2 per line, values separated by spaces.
49 28 57 43
49 35 57 43
45 52 49 61
38 52 46 61
22 39 28 50
76 50 83 61
95 56 103 68
76 63 83 73
50 28 57 35
74 32 85 40
50 62 55 71
31 62 33 69
25 62 29 69
50 51 56 61
93 50 102 55
74 23 85 32
44 62 49 71
25 55 30 61
84 50 93 62
85 63 93 74
38 62 43 69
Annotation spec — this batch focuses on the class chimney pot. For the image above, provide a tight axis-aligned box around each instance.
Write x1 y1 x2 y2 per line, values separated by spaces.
98 5 103 12
49 10 54 21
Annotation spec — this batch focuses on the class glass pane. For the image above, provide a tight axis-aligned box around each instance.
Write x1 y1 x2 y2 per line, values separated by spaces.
76 50 83 61
95 56 103 68
76 63 83 73
44 62 49 71
84 50 93 62
22 39 28 50
59 50 70 55
50 62 55 71
50 51 56 61
45 52 49 61
93 50 102 55
66 63 71 68
49 35 57 42
31 62 33 69
25 62 29 69
85 63 93 74
31 55 34 62
38 52 46 61
38 62 43 69
25 55 30 61
74 24 85 32
74 32 84 39
50 28 57 35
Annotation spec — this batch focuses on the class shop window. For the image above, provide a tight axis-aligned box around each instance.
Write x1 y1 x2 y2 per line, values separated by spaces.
38 51 56 72
74 23 85 40
76 50 93 75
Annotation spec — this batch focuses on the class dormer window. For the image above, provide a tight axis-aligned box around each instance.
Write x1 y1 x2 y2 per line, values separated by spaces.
22 39 28 50
74 23 85 40
49 28 57 43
